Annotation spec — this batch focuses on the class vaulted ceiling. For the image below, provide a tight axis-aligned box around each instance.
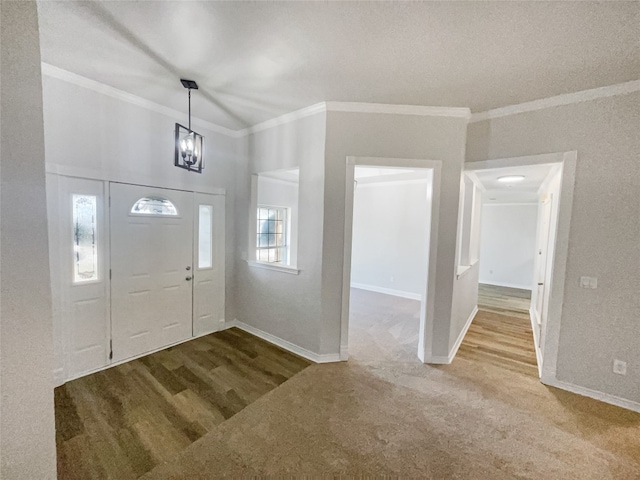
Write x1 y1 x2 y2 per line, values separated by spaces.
37 1 639 130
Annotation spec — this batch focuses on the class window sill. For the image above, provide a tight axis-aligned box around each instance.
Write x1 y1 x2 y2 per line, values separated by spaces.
247 260 300 275
456 261 478 279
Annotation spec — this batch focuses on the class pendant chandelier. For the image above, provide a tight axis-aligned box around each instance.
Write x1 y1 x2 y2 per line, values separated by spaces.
175 79 204 173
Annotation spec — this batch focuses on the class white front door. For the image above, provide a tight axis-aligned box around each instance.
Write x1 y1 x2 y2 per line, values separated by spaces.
110 183 194 362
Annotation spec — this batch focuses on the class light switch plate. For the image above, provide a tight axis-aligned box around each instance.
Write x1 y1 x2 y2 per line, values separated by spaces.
580 276 598 289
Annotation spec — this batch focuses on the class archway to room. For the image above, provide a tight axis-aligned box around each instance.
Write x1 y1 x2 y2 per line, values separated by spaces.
453 152 576 379
340 157 442 363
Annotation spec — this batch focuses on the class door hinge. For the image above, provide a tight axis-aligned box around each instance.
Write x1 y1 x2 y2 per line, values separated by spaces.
109 269 112 280
109 339 113 360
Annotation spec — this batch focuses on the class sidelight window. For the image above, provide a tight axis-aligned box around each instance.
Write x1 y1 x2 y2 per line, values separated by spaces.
72 194 98 283
198 205 213 269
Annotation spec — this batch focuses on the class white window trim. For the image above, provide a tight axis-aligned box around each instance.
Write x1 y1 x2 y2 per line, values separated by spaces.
246 260 300 275
248 173 299 272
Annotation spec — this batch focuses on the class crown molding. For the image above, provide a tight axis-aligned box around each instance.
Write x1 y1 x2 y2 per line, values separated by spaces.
325 101 471 119
470 79 640 123
239 101 471 137
238 102 327 136
45 62 636 136
40 63 241 138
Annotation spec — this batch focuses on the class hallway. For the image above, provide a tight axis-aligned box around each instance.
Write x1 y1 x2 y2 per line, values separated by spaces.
457 283 538 377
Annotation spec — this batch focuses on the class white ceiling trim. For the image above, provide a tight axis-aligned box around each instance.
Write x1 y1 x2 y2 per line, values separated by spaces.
470 79 640 123
42 62 637 137
325 102 471 119
239 102 327 136
241 101 471 137
40 63 241 138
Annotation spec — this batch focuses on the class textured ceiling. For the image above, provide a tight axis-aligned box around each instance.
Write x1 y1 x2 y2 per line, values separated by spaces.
37 1 640 130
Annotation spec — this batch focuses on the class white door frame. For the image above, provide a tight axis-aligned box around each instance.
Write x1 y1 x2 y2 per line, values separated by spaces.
464 151 577 382
341 156 442 363
47 173 226 384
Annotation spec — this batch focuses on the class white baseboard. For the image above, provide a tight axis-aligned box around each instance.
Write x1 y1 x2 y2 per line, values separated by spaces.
350 282 422 301
340 344 349 361
228 319 341 364
53 368 66 387
426 306 478 364
479 280 533 291
542 376 640 414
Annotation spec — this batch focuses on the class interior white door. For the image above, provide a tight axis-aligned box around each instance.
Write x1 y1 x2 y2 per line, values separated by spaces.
193 193 226 336
533 195 553 339
110 183 194 362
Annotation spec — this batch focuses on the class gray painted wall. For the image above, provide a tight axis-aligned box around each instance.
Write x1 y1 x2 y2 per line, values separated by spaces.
235 113 327 353
351 180 429 298
479 203 538 290
41 76 240 324
450 263 479 352
467 92 640 404
0 2 57 478
323 111 468 356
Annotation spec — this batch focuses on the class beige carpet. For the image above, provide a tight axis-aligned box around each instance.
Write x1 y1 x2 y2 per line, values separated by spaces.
142 291 640 478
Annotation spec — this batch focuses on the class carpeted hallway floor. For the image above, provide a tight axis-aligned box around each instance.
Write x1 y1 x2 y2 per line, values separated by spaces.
141 289 640 479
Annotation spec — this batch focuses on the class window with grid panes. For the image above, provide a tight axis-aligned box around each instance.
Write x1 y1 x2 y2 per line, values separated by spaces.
256 206 287 263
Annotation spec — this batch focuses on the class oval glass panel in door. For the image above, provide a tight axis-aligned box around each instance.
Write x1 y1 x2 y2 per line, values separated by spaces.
130 196 178 216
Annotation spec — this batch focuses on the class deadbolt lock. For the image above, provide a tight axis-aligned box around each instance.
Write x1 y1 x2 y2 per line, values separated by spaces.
186 266 191 271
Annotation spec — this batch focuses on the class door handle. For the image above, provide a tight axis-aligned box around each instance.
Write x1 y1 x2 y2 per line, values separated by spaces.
538 282 544 286
186 276 192 281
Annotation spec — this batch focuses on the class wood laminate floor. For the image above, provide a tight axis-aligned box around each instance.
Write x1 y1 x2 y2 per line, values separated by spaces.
54 327 310 479
456 283 537 377
477 283 532 319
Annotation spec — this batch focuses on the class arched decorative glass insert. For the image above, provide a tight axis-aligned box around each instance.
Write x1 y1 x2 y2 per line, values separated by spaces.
130 196 178 216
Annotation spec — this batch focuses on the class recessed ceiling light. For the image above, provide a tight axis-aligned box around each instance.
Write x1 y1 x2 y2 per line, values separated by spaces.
497 175 525 183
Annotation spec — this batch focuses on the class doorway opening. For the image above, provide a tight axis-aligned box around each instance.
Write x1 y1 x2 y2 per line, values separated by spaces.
459 158 567 377
341 157 441 363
